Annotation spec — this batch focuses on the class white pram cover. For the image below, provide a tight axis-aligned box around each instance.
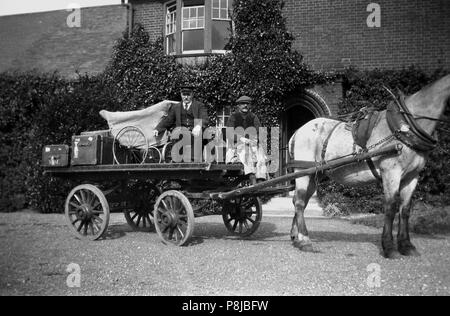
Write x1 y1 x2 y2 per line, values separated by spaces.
100 100 179 149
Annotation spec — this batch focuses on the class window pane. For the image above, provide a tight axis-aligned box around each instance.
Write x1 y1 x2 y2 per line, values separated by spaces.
198 19 204 28
183 7 189 18
190 7 196 17
167 34 176 54
190 20 197 29
198 7 204 17
212 20 231 50
220 0 227 9
212 8 219 19
183 20 189 29
183 29 204 51
213 0 220 9
220 9 227 19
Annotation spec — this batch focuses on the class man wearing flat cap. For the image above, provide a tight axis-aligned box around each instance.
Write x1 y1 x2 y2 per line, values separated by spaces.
226 96 267 184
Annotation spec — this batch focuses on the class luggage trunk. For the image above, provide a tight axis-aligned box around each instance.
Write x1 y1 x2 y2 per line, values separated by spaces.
42 145 70 167
71 135 114 166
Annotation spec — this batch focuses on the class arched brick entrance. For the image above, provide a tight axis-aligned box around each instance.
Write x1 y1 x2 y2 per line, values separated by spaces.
279 89 331 175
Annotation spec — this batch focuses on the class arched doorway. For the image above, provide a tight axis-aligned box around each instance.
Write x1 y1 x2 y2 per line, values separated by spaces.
279 90 331 176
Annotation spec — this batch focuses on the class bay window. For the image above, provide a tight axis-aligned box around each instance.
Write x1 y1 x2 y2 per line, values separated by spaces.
164 0 233 55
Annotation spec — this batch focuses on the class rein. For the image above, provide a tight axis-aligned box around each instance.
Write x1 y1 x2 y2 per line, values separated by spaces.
397 111 450 125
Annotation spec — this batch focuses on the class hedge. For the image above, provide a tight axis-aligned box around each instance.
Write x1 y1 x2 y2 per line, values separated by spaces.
0 72 122 212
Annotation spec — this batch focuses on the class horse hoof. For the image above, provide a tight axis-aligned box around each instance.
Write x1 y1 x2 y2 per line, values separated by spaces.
301 244 314 252
398 241 420 257
383 249 402 260
293 241 314 252
399 246 421 257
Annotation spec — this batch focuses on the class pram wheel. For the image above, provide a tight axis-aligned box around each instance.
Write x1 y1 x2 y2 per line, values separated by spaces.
113 126 148 164
145 145 162 163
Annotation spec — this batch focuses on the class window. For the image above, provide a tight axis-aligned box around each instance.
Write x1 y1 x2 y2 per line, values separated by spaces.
212 0 231 20
166 3 177 55
216 105 232 127
212 0 232 52
164 0 233 55
182 2 205 53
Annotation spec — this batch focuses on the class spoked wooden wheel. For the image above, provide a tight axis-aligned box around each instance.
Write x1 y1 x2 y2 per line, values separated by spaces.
124 182 161 231
65 184 110 241
222 197 262 237
113 126 148 164
153 190 194 246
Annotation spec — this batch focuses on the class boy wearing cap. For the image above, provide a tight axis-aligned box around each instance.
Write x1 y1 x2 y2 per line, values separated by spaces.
226 96 267 184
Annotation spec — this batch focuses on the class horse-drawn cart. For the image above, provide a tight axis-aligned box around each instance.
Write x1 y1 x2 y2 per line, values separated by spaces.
43 144 402 246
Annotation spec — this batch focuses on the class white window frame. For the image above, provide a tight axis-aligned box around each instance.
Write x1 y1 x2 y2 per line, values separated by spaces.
212 0 232 21
182 4 205 54
182 5 205 30
216 106 232 127
165 3 177 55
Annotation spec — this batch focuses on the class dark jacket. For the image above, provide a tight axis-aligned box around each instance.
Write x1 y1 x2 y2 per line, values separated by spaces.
226 111 261 144
226 111 261 130
155 100 209 134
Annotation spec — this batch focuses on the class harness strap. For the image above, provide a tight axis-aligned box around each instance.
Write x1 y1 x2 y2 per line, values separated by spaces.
321 122 343 162
322 122 383 182
365 157 382 181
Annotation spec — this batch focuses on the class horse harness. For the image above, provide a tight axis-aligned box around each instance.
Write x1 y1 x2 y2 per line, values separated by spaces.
287 86 447 179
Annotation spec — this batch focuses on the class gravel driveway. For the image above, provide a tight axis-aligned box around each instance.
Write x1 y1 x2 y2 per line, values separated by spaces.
0 211 449 296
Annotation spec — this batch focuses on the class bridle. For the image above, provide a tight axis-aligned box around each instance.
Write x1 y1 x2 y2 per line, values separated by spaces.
383 86 450 134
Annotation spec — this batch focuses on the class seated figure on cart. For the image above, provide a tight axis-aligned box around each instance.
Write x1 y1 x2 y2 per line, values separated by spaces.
153 85 209 162
226 96 268 184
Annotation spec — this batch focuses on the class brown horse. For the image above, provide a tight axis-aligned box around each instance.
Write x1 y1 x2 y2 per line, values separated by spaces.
288 75 450 258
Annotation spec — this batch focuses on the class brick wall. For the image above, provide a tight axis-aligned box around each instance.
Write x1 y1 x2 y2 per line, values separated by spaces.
0 5 128 79
131 0 164 41
284 0 450 72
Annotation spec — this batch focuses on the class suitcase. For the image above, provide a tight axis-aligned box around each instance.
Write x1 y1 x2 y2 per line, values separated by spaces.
80 130 112 137
42 145 70 167
71 135 114 166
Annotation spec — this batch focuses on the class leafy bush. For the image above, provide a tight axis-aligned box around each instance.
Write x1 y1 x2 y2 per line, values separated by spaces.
318 66 450 215
0 72 122 213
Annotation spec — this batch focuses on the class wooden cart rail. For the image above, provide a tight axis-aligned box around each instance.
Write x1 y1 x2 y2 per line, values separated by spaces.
44 163 245 180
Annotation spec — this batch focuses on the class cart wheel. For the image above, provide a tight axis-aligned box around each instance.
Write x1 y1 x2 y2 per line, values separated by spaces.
153 190 194 246
124 183 161 231
65 184 110 241
222 197 262 237
113 126 148 164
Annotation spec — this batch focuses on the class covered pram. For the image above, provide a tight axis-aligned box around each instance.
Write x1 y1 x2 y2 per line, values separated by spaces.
100 100 179 164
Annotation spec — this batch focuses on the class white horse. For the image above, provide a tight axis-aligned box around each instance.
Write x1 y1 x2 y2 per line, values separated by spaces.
288 75 450 258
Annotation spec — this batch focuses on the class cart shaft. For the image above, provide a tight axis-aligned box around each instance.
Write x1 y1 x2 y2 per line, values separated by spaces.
212 144 403 200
